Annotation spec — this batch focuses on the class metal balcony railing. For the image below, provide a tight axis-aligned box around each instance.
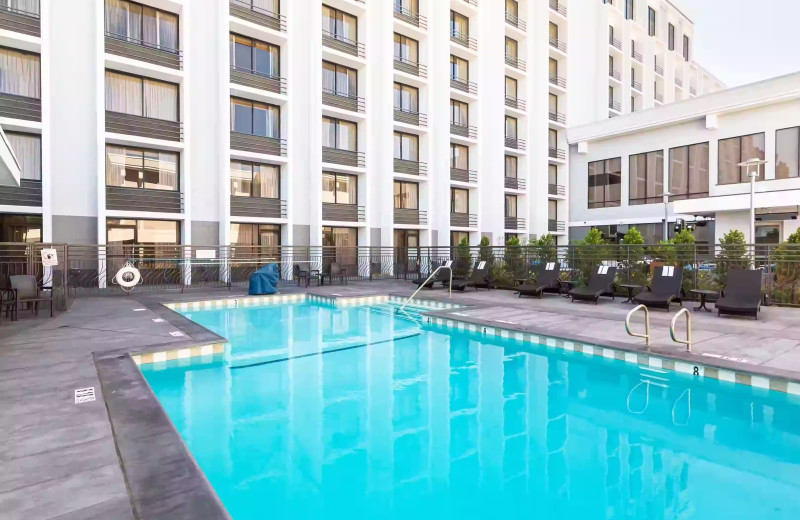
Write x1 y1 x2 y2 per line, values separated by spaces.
322 30 366 58
230 196 287 219
675 77 683 87
505 11 526 31
394 107 428 127
450 168 478 183
450 76 478 95
450 31 477 51
655 92 664 103
0 92 41 122
548 147 566 160
505 96 526 111
549 38 567 53
655 64 664 76
106 186 184 214
107 111 182 142
608 100 621 111
631 80 642 91
450 212 478 228
690 86 697 95
230 132 286 156
632 49 643 63
322 88 366 113
548 219 565 232
394 208 428 226
230 67 286 94
322 147 365 167
549 74 566 89
609 35 622 50
462 0 478 7
0 179 41 207
505 137 526 151
105 32 182 69
322 203 365 222
230 0 285 32
393 56 427 78
609 69 621 81
394 158 428 176
505 54 527 71
393 5 427 30
548 183 565 196
549 0 567 16
549 111 566 124
504 177 526 190
505 217 526 230
0 2 40 36
451 122 477 139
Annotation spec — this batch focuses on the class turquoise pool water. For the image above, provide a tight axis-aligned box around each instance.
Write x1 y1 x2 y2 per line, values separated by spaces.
142 301 800 520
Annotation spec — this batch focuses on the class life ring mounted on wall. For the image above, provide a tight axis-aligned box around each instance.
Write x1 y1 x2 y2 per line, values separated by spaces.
113 261 142 292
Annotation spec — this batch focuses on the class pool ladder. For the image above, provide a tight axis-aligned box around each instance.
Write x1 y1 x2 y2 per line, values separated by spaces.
625 305 692 352
625 304 651 347
399 264 453 313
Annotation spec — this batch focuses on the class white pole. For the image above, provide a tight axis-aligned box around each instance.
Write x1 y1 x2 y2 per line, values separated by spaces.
749 171 756 244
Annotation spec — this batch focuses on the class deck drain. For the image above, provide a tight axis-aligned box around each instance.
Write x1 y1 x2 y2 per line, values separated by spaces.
152 318 166 323
74 387 96 404
133 308 146 312
169 331 185 337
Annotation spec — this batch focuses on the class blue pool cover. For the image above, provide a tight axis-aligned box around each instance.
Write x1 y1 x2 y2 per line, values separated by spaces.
247 263 279 295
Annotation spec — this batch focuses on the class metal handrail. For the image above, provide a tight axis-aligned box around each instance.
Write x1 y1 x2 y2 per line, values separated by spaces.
399 264 452 312
670 307 692 352
625 304 650 347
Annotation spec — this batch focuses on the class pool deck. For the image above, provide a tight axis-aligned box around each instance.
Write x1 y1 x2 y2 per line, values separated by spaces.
3 279 800 519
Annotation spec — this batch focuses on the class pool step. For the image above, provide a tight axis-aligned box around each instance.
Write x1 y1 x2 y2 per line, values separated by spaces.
364 302 426 324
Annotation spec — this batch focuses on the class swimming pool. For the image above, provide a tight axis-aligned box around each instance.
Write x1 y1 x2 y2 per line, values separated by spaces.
142 300 800 519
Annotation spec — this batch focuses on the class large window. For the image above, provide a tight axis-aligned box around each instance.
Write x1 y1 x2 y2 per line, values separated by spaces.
230 161 279 198
450 231 469 246
450 55 468 81
322 117 357 151
322 5 357 40
450 10 469 38
5 132 40 180
718 133 765 184
451 143 468 170
0 47 40 99
669 142 709 199
451 188 468 213
776 127 800 179
322 60 357 98
588 157 621 208
106 145 178 190
230 97 280 138
106 71 178 121
230 34 279 77
548 200 557 221
668 23 675 50
629 150 663 205
505 195 517 218
230 223 280 246
506 36 518 59
505 116 517 139
506 76 518 100
394 82 418 113
322 172 357 204
549 57 558 79
393 33 419 63
549 164 558 186
625 0 633 19
0 214 41 242
393 181 418 209
683 35 690 61
505 155 517 178
450 99 468 125
107 218 180 244
394 131 419 161
648 7 656 36
105 0 178 51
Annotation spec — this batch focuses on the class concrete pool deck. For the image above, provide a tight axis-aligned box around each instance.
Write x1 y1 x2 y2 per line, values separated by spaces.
3 279 800 519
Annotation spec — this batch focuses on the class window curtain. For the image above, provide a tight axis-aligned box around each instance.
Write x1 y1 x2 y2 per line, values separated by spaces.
143 79 177 121
254 42 278 76
452 145 467 169
105 0 142 41
231 98 253 134
741 133 765 181
254 164 279 198
105 145 130 187
0 48 40 98
231 35 253 71
322 6 336 34
144 150 178 190
505 156 517 178
105 71 142 115
150 9 178 51
322 117 335 148
337 121 357 151
2 0 39 15
505 196 517 218
6 132 40 180
688 142 709 194
669 146 688 196
776 127 799 179
506 78 517 99
230 223 256 246
321 172 336 203
646 150 663 202
230 161 253 196
452 189 468 213
322 62 336 93
335 175 356 204
506 117 517 138
506 37 518 58
258 225 281 247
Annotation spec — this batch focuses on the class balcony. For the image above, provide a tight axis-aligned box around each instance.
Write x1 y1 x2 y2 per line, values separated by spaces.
675 77 683 87
505 96 526 111
548 38 567 54
0 93 41 122
548 183 565 196
450 212 477 228
549 0 567 16
462 0 478 6
230 132 286 156
322 31 366 58
450 76 478 95
394 57 427 78
631 49 643 63
394 158 427 176
548 220 565 233
106 112 182 142
105 33 182 70
230 67 285 95
0 180 41 206
548 147 566 160
505 54 527 71
690 86 697 95
450 168 477 183
505 11 526 31
322 88 365 113
322 147 365 167
450 31 477 51
609 35 622 50
394 107 428 127
0 3 39 37
548 111 566 124
505 217 526 230
322 203 365 222
505 137 526 151
504 177 526 190
655 92 664 103
230 196 287 219
393 5 427 30
450 122 477 139
609 69 621 81
394 208 428 226
631 80 642 92
549 74 566 89
608 100 621 112
655 64 664 76
229 0 285 32
106 186 183 213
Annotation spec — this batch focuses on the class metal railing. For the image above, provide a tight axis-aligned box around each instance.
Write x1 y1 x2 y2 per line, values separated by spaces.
549 38 567 53
690 86 697 95
450 213 478 228
230 0 285 32
549 74 566 88
393 5 427 30
631 80 643 91
0 2 40 37
504 177 526 190
105 32 182 69
675 77 684 87
462 0 478 7
505 11 526 31
655 92 664 103
549 0 567 16
549 111 566 124
451 122 477 139
655 64 664 76
548 219 565 232
506 54 527 71
609 69 621 81
670 308 692 351
322 147 365 167
322 88 366 113
450 31 477 51
505 137 526 151
322 30 366 58
393 208 428 226
548 183 565 196
394 158 427 176
450 77 478 95
609 36 622 50
632 49 643 63
505 96 526 111
322 203 365 222
505 217 526 230
394 56 427 78
626 304 651 347
230 67 286 94
609 100 621 111
450 168 478 183
230 132 286 156
401 264 452 311
548 147 566 160
394 107 428 127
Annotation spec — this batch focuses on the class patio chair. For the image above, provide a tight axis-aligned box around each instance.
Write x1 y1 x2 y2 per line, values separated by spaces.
569 265 618 304
518 262 561 299
293 264 319 287
321 262 348 285
633 265 684 310
716 269 762 319
452 261 490 291
413 261 452 288
1 275 17 324
369 261 383 281
10 275 54 318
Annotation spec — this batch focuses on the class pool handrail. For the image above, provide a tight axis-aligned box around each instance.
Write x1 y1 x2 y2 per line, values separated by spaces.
400 265 452 312
625 304 650 348
670 307 692 352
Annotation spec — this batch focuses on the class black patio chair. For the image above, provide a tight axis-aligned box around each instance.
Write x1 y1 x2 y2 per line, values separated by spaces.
518 262 561 298
716 269 763 319
633 265 684 310
569 265 618 304
10 275 54 318
413 261 451 288
453 261 490 291
293 264 319 287
321 262 348 285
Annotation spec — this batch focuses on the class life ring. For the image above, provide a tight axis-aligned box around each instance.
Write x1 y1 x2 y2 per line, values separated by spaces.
114 263 142 290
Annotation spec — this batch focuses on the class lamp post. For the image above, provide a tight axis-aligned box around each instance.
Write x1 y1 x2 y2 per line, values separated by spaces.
661 192 672 241
737 158 768 245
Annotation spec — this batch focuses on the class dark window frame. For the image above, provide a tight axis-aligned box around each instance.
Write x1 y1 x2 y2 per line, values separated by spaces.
104 0 180 52
628 149 664 205
668 24 675 50
106 69 180 121
393 32 419 63
322 115 358 151
230 223 282 246
776 125 800 180
230 160 280 199
105 144 180 191
505 154 518 178
230 32 280 77
393 180 419 210
322 4 358 40
669 141 710 200
504 194 517 218
230 95 280 137
648 7 656 36
450 187 469 214
718 133 766 185
5 131 42 181
587 157 622 209
393 130 419 161
0 45 41 100
322 171 358 204
683 35 690 61
393 82 419 112
450 143 469 169
322 59 358 96
106 217 181 245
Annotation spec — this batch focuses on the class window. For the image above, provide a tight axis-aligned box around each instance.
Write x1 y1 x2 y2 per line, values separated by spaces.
630 95 635 112
322 117 357 151
629 150 663 205
230 223 281 246
0 47 40 99
322 60 357 97
450 231 469 246
450 10 469 38
668 23 675 50
609 85 615 104
718 133 766 184
776 127 800 179
588 157 621 208
394 82 419 113
322 172 357 204
505 195 517 218
451 143 468 170
549 164 558 186
230 34 279 77
506 36 518 59
451 188 469 213
106 145 178 190
5 132 40 180
393 33 419 63
106 71 178 121
648 7 656 36
505 116 517 139
322 226 358 248
322 5 357 41
394 229 419 248
450 54 469 81
549 57 558 79
625 0 633 19
683 35 690 61
549 128 558 150
669 142 709 199
506 0 519 19
548 200 557 221
450 99 468 125
505 155 518 178
393 181 419 209
505 76 518 100
394 0 418 14
394 131 419 161
609 55 614 75
230 161 279 198
107 218 180 244
0 214 41 243
105 0 179 51
231 97 280 137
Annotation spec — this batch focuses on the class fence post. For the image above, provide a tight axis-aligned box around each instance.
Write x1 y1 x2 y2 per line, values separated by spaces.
626 245 631 284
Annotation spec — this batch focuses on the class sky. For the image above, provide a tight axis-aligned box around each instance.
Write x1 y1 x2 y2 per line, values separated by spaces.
686 0 800 87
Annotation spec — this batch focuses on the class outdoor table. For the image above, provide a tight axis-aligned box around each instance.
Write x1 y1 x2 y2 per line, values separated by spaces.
618 284 642 304
559 280 579 297
691 289 718 312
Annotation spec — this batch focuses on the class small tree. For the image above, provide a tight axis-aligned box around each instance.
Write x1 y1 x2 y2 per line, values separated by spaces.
622 227 646 286
715 229 747 289
574 228 608 283
455 237 472 278
533 233 558 263
504 235 525 281
772 230 800 304
478 235 493 266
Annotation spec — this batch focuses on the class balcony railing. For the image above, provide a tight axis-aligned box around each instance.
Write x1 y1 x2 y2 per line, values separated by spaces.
608 100 621 112
393 57 427 78
505 12 526 31
450 31 477 51
505 137 526 151
0 93 41 122
450 168 478 183
505 217 526 230
548 219 565 232
675 77 683 87
548 183 565 196
322 30 366 58
0 179 41 207
394 158 427 176
450 76 478 95
505 54 527 71
505 96 526 111
548 147 566 160
230 132 286 156
549 0 567 16
230 0 285 32
322 203 365 222
107 112 182 142
104 32 182 70
549 38 567 53
322 88 366 113
462 0 478 6
106 186 183 214
394 107 428 127
451 212 478 228
394 208 428 226
504 177 526 190
450 122 477 139
690 86 697 95
655 92 664 103
609 69 621 81
0 2 40 36
632 49 643 63
549 74 566 89
609 35 622 50
655 64 664 76
393 5 427 30
230 196 287 219
322 147 365 167
548 111 566 124
230 67 286 94
631 80 642 91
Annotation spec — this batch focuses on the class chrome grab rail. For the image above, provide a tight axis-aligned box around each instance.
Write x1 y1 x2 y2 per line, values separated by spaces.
399 265 452 312
670 307 692 352
625 304 650 347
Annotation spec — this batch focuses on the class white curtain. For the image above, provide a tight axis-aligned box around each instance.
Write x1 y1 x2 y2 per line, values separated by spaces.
254 164 279 198
143 79 177 121
105 145 129 187
105 0 141 41
322 62 336 92
2 0 39 15
6 132 40 180
0 48 40 98
144 150 178 190
254 0 279 14
230 161 253 196
230 223 255 246
157 10 178 50
105 71 142 115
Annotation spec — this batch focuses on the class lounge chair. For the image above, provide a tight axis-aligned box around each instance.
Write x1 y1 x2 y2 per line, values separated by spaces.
633 265 684 310
452 261 490 291
518 262 561 298
293 264 319 287
321 262 348 285
716 269 762 319
569 265 618 304
10 275 54 318
413 261 452 288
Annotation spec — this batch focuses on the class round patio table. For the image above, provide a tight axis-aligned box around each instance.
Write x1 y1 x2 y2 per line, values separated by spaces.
618 284 642 304
691 289 718 312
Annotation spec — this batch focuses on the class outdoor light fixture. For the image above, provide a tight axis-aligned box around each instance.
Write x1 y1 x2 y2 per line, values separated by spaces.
737 157 769 245
661 192 672 241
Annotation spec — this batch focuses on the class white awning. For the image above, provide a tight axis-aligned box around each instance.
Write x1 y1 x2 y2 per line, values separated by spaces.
0 125 21 187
